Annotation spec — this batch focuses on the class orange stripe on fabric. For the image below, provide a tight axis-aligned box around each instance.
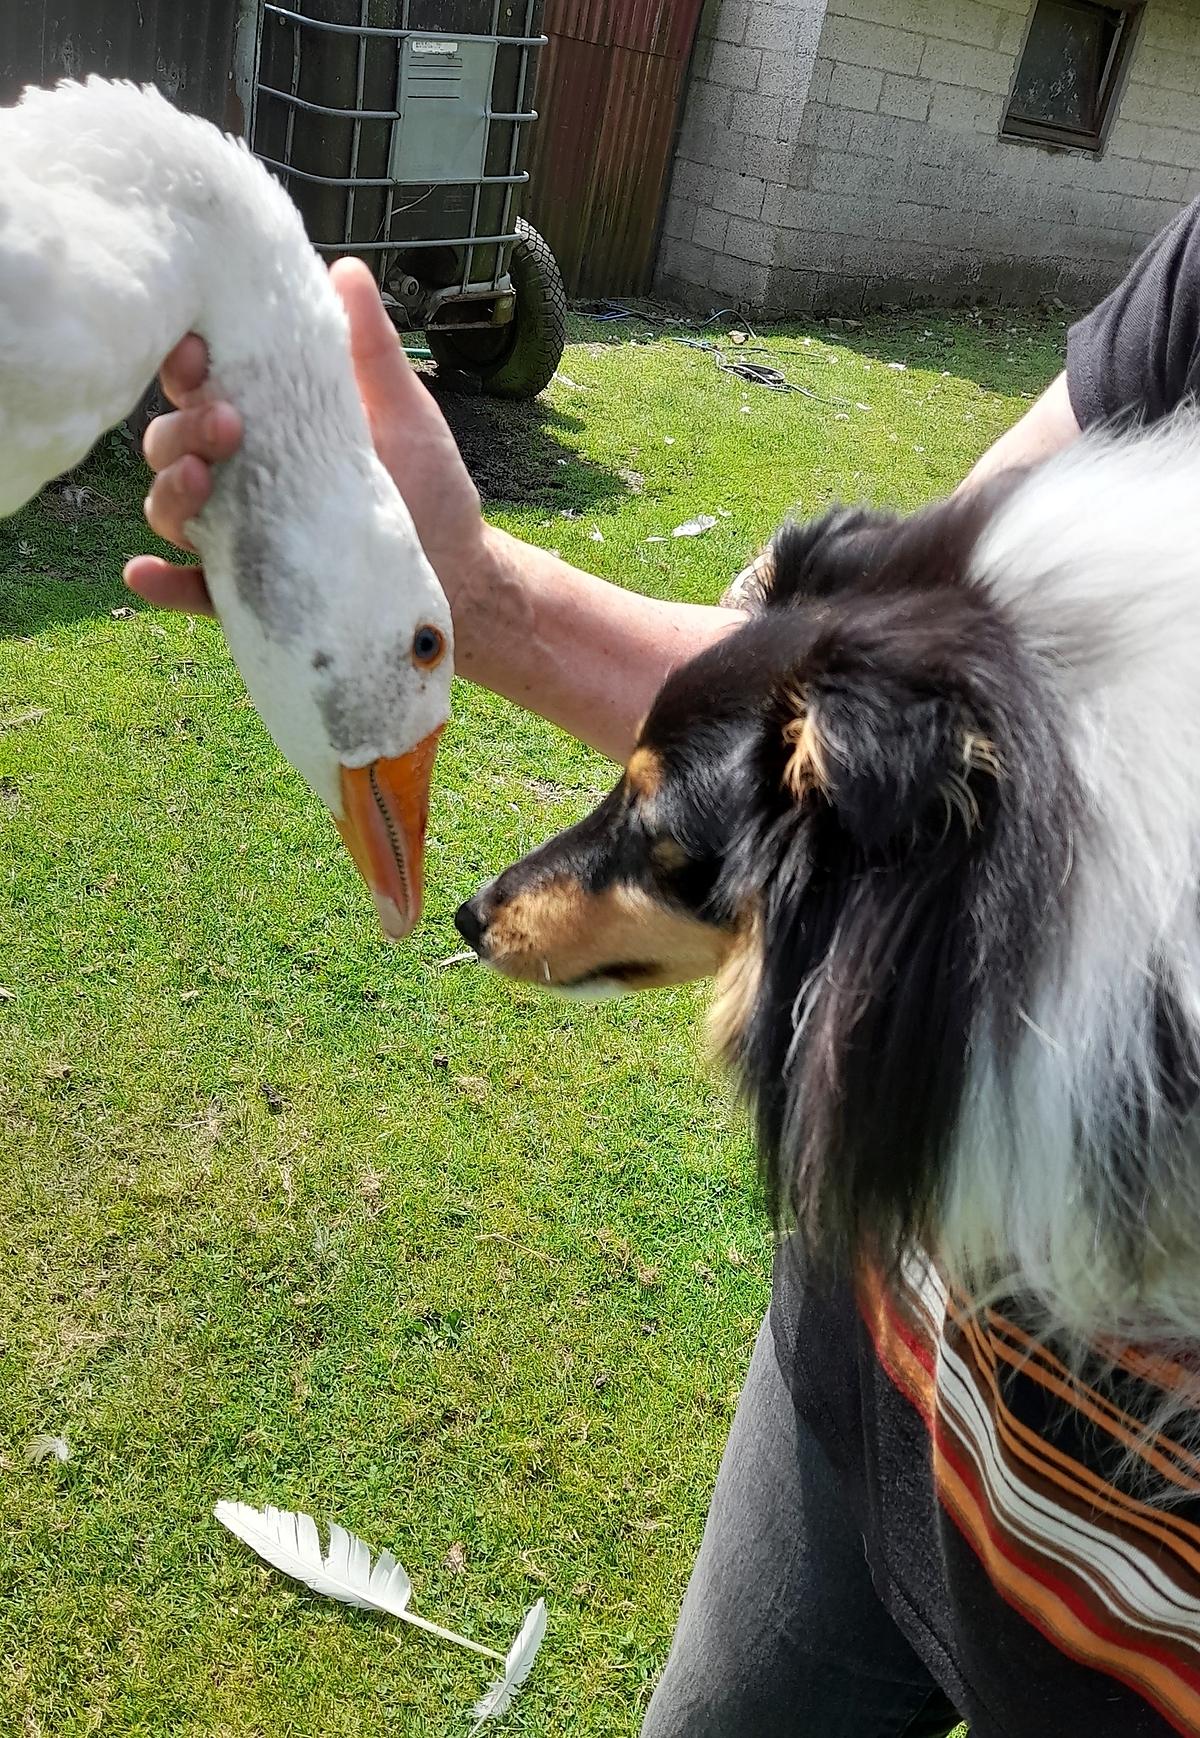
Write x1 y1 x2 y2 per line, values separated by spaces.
978 1308 1200 1496
859 1264 937 1426
952 1308 1200 1573
934 1415 1200 1736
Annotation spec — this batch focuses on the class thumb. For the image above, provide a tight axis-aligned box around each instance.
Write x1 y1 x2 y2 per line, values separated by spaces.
329 257 429 429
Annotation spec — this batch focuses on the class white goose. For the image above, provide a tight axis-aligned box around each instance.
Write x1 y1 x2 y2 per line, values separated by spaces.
0 77 453 939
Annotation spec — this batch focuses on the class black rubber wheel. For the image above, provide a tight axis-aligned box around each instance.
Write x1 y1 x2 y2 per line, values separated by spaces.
427 220 566 400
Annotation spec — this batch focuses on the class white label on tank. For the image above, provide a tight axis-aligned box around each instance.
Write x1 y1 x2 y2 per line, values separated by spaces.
411 40 457 54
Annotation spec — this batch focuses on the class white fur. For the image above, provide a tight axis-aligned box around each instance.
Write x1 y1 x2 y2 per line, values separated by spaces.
942 418 1200 1342
0 79 452 813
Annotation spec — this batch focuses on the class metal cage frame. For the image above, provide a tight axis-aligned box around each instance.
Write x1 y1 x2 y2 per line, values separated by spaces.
248 0 545 308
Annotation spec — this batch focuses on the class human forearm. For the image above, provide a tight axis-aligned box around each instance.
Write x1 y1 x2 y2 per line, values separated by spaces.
957 371 1080 495
457 527 743 762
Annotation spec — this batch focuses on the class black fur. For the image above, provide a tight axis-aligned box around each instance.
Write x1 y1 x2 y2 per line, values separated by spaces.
639 494 1076 1271
463 486 1085 1277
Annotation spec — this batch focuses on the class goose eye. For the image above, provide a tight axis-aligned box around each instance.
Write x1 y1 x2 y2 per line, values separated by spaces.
412 625 446 669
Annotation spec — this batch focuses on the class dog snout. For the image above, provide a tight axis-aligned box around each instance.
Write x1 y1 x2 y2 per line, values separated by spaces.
454 895 488 955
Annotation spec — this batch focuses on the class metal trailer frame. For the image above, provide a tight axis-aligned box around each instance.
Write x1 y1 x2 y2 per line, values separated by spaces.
246 1 546 332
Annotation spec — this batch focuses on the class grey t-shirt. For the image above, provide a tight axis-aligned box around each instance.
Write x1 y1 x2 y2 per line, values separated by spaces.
1068 194 1200 428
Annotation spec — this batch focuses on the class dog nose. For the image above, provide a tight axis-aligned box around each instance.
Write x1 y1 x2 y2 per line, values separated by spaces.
454 898 486 953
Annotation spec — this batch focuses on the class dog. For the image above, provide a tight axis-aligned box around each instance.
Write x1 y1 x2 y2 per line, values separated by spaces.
456 420 1200 1354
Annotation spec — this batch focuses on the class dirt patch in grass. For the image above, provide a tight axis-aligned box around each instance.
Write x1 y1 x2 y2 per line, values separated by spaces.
420 368 632 513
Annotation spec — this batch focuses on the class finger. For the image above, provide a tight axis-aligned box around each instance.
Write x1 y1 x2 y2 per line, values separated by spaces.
159 334 211 407
143 454 214 548
142 402 242 474
330 256 431 426
123 555 216 617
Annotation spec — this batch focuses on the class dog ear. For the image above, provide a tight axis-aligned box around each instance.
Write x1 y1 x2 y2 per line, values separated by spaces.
779 681 995 851
762 506 901 610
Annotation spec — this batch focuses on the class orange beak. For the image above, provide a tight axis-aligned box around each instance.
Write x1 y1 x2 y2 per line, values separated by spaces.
335 727 442 941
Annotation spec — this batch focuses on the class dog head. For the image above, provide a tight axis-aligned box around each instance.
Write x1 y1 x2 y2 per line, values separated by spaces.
456 483 1036 1010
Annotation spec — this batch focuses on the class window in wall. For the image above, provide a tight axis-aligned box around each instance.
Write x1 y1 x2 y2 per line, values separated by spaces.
1001 0 1143 151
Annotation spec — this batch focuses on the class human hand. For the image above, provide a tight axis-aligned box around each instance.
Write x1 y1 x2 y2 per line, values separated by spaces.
123 258 487 614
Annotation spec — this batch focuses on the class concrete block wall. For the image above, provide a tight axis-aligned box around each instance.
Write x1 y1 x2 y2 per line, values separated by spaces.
657 0 1200 314
658 0 828 307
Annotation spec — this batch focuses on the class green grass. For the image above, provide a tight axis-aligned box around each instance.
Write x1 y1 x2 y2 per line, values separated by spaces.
0 306 1066 1736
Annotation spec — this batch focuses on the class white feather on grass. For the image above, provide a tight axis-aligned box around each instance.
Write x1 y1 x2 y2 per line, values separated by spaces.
26 1434 70 1466
214 1502 547 1726
214 1502 504 1661
470 1599 547 1732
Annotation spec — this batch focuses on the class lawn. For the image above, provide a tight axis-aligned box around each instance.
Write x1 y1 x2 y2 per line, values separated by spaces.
0 305 1066 1736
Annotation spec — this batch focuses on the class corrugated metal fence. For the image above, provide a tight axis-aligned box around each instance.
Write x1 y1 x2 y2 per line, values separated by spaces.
0 0 702 299
525 0 705 298
0 0 256 129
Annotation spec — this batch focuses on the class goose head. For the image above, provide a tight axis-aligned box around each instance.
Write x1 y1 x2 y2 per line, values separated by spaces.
199 427 455 942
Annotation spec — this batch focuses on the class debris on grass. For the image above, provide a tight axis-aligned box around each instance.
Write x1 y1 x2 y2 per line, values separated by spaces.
42 482 123 521
438 950 478 970
358 1168 385 1211
668 333 853 402
0 708 47 732
214 1504 546 1730
672 515 718 538
720 357 811 393
27 1434 70 1466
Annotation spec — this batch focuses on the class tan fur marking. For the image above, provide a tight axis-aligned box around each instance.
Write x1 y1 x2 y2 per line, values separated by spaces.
651 837 690 872
963 731 1002 779
482 874 728 990
482 876 589 965
707 913 763 1059
936 732 1003 839
626 747 664 801
781 698 830 801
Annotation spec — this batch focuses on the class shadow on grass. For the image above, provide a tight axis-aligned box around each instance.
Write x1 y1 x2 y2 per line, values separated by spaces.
0 453 146 639
0 568 136 639
1 298 1057 639
424 374 636 513
815 303 1071 398
2 387 641 638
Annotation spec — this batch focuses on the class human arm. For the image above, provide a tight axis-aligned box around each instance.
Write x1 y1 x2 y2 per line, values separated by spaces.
125 260 742 764
961 195 1200 493
956 370 1080 494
